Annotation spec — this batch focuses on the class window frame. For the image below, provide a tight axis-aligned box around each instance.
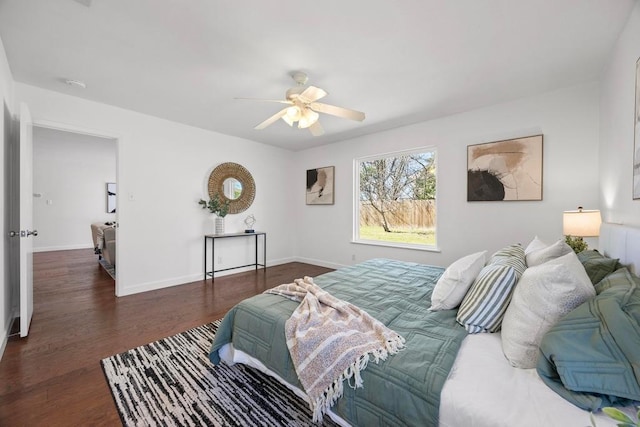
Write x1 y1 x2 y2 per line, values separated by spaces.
353 146 439 251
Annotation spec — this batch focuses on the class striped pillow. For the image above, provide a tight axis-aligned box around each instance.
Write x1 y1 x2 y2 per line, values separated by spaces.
490 244 526 278
456 264 518 333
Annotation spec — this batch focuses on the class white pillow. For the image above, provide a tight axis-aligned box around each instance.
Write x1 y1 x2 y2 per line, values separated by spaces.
524 236 547 255
525 239 573 267
430 251 487 311
501 251 595 368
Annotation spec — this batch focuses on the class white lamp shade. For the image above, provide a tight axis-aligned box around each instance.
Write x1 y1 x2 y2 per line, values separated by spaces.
298 109 319 129
563 209 601 237
281 113 295 127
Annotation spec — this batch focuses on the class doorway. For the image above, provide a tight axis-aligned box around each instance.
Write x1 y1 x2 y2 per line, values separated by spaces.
31 125 118 287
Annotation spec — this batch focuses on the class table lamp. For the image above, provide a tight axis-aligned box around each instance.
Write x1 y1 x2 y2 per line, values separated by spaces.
563 206 601 253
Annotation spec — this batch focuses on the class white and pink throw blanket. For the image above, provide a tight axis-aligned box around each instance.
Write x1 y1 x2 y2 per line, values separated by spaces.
265 276 406 421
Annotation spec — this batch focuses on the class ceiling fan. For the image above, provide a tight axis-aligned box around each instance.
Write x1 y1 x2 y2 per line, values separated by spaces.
240 72 365 136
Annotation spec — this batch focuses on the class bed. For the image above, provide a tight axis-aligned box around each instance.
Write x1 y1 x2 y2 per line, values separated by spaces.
209 222 640 426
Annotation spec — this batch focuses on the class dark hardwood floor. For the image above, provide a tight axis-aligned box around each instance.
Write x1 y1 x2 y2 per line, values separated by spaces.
0 249 333 426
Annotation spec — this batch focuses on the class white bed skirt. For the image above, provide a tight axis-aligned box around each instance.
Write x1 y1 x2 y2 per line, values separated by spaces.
218 343 351 427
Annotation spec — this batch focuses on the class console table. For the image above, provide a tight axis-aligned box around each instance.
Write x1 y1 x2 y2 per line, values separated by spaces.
204 232 266 282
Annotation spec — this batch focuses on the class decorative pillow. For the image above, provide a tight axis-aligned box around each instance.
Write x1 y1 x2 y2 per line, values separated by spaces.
456 264 518 333
490 244 526 278
524 236 547 255
576 249 603 263
430 251 487 311
525 239 573 267
576 250 619 284
594 267 640 294
501 251 595 368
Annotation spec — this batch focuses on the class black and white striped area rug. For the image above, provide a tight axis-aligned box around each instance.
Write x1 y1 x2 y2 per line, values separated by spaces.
101 320 339 426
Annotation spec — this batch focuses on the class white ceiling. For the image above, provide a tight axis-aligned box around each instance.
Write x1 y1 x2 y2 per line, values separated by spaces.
0 0 635 151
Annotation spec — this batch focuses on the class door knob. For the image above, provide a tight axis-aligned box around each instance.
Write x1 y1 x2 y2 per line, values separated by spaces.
8 230 38 237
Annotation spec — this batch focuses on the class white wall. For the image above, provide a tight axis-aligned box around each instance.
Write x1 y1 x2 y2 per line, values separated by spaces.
33 127 116 252
15 83 296 296
294 83 601 269
599 1 640 225
0 37 15 359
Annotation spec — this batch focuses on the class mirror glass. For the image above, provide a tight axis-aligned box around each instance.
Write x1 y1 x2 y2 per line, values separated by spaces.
223 177 242 200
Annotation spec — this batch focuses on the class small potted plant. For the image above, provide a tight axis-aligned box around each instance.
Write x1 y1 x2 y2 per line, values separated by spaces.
199 194 230 234
591 406 640 426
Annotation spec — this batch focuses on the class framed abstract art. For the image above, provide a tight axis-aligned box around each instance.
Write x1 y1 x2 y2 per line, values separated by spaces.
306 166 334 205
467 135 543 201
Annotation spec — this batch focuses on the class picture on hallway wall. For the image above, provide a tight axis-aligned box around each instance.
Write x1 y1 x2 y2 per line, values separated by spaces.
467 135 543 201
634 57 640 199
306 166 334 205
106 182 116 213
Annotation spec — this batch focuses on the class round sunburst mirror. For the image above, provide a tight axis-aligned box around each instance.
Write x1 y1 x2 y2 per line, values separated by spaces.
207 162 256 214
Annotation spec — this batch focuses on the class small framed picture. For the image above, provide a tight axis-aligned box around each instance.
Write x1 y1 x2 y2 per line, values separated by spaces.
306 166 334 205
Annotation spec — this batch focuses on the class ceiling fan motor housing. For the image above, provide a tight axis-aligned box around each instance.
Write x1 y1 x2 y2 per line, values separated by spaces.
286 86 305 100
286 71 309 100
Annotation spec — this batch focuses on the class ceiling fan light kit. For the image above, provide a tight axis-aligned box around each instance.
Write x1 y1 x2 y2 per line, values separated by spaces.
298 109 319 129
242 71 365 136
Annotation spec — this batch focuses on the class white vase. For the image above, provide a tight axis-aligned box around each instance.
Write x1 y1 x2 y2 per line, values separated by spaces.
215 217 225 234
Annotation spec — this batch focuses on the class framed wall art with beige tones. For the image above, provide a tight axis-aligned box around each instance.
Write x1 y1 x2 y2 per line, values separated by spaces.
634 57 640 199
467 135 543 201
306 166 334 205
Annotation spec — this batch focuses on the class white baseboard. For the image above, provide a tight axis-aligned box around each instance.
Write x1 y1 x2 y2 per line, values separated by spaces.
265 256 297 267
293 256 347 270
116 256 298 297
0 308 18 363
34 243 93 253
0 325 7 362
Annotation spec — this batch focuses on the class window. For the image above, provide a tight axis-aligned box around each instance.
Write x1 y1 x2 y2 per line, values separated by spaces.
354 147 437 249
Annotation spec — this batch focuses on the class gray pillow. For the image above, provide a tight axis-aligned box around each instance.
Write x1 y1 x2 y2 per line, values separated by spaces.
576 250 619 284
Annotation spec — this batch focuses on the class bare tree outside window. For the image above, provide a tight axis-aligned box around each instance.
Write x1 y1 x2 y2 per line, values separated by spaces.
356 149 436 247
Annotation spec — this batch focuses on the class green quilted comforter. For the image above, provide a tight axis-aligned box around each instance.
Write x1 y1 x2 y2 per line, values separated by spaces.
537 267 640 410
209 258 467 426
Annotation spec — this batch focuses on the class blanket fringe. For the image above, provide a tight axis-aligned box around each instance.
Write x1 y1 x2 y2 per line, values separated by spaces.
311 334 406 422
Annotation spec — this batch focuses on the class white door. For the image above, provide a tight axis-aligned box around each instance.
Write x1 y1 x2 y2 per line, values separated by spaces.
18 102 35 337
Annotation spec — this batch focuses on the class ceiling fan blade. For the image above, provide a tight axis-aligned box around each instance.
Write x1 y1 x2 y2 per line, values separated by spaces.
309 102 365 121
254 108 289 130
298 86 327 104
309 121 324 136
235 97 293 105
